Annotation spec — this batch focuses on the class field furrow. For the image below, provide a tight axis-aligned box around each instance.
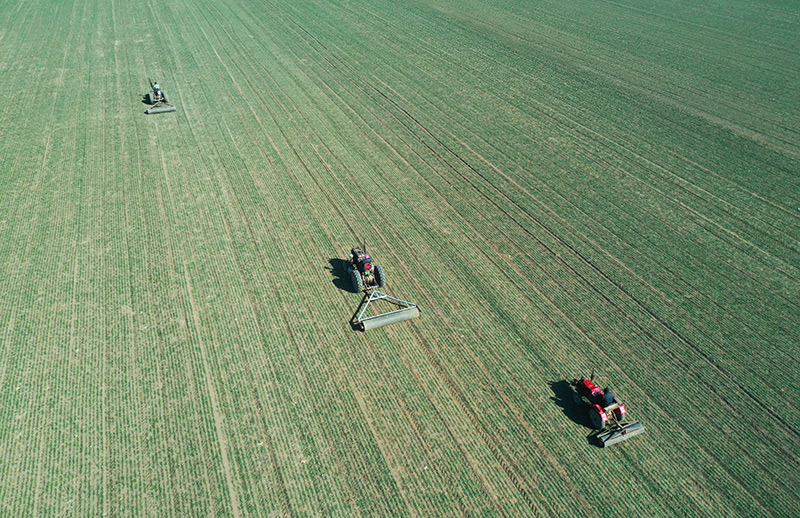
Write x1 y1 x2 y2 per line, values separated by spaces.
0 0 797 516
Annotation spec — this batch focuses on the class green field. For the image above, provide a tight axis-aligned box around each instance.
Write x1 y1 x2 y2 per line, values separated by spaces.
1 0 798 515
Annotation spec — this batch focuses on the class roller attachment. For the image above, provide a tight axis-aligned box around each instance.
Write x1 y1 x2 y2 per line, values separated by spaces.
354 290 420 331
145 105 177 114
143 79 176 114
595 421 646 447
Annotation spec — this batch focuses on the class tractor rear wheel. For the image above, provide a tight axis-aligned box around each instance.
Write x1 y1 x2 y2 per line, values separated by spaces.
350 268 364 293
162 91 168 103
374 264 386 288
146 92 153 104
589 408 604 429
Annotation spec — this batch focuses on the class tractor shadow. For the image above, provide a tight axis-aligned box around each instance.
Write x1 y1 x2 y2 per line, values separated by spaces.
326 258 367 331
326 258 357 293
549 379 591 429
549 380 603 447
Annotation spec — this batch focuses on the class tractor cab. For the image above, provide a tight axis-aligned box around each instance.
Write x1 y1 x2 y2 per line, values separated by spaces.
582 379 617 408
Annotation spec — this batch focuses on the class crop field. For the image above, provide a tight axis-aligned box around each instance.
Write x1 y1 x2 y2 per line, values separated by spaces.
0 0 798 515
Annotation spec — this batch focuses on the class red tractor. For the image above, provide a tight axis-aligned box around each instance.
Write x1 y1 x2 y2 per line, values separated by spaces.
570 373 645 446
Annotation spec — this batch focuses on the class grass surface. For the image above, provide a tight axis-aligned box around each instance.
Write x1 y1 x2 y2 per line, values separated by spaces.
0 0 798 515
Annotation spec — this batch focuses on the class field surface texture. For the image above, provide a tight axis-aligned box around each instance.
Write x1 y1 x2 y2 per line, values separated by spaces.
1 0 798 516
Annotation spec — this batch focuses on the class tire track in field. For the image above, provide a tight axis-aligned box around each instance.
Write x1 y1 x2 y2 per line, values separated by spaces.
373 59 800 324
359 79 800 449
248 7 607 515
244 6 756 512
122 104 184 516
195 4 560 513
365 73 800 381
266 8 798 510
347 0 800 228
19 1 84 513
166 26 308 516
353 4 800 263
126 4 223 511
365 51 800 283
190 18 510 513
373 40 800 276
181 262 242 518
139 6 245 515
0 0 39 135
189 1 366 243
157 3 367 513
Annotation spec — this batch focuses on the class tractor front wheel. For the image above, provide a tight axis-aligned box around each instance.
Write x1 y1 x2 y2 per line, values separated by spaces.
589 408 604 429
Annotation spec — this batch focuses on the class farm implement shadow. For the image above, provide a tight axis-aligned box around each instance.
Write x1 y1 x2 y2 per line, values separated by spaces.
548 379 599 447
326 258 365 331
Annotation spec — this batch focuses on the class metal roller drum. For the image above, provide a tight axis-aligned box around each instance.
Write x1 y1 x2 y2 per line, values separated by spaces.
595 421 645 447
353 290 420 331
145 105 177 114
361 306 420 331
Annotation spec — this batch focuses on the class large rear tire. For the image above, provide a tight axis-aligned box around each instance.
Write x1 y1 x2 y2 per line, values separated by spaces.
589 408 604 429
374 264 386 288
350 268 364 293
162 91 168 103
146 92 153 104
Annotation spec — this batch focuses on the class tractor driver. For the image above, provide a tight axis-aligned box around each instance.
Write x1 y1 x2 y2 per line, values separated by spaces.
350 248 370 272
350 247 364 263
601 388 615 407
